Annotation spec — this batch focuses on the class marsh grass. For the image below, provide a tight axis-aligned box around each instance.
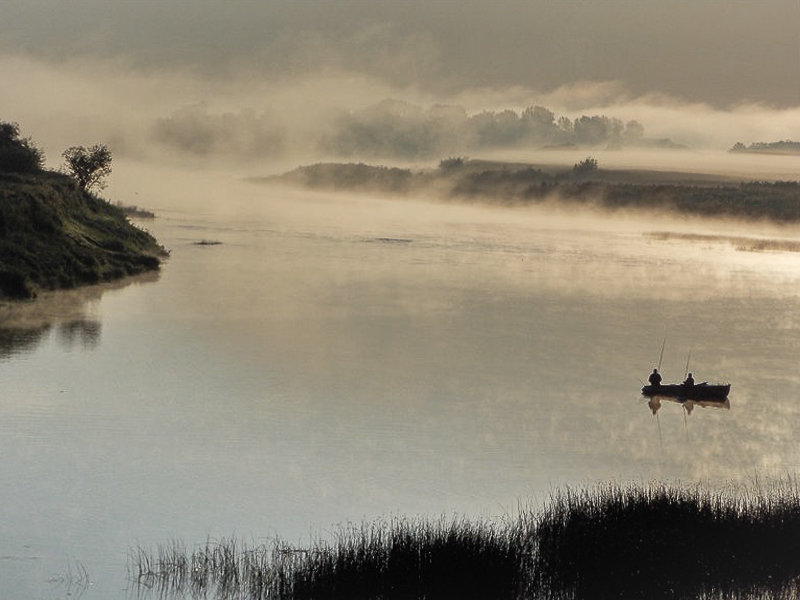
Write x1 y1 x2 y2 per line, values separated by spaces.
130 479 800 600
535 479 800 600
131 516 534 600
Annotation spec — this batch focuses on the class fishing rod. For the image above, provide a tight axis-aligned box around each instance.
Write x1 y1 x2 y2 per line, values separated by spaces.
657 333 667 371
683 349 692 379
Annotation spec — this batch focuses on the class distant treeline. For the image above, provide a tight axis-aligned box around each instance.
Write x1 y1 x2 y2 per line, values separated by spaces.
729 140 800 155
268 159 800 222
154 105 286 159
154 100 681 161
323 100 675 159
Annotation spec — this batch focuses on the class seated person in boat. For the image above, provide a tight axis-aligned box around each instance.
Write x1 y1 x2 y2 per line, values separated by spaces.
683 372 695 387
648 368 662 387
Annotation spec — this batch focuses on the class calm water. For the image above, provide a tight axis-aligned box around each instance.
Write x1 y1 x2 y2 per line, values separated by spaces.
3 165 800 598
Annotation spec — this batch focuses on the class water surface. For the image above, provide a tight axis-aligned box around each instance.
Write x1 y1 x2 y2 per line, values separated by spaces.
3 167 800 598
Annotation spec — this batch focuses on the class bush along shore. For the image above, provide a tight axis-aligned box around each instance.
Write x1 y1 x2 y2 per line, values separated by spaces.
131 479 800 600
0 170 167 299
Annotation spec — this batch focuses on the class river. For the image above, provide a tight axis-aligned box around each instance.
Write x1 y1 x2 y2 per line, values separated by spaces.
3 160 800 598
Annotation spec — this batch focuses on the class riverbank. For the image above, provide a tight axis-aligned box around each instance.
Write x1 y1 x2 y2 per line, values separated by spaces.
0 170 167 299
264 159 800 223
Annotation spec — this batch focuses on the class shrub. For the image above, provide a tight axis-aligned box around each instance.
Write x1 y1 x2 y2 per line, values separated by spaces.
0 122 44 173
62 144 112 191
572 156 598 176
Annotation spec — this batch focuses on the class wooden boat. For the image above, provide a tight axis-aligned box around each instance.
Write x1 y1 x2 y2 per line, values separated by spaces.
641 382 730 399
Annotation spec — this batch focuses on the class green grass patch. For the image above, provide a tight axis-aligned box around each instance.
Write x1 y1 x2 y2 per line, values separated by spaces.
0 170 166 299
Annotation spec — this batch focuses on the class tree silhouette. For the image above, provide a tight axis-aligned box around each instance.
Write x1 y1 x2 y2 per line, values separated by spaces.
573 156 599 175
62 145 112 192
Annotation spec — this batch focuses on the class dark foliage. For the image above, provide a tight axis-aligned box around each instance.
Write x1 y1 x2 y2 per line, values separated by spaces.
62 144 112 191
572 156 598 176
534 481 800 600
271 160 800 223
439 156 467 170
0 121 44 174
730 140 800 155
271 163 415 194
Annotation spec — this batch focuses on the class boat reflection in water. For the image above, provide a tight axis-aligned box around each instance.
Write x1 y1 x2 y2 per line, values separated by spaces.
646 394 731 415
642 380 731 415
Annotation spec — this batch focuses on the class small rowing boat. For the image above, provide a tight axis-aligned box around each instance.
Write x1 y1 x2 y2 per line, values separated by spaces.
641 383 730 399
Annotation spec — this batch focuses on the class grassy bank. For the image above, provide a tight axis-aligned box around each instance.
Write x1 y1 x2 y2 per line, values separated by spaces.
0 170 166 299
131 479 800 600
266 160 800 223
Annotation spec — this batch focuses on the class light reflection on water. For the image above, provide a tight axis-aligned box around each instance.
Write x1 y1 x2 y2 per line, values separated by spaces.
2 185 800 598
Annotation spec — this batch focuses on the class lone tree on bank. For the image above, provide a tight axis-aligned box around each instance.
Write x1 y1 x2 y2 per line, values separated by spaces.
62 144 112 192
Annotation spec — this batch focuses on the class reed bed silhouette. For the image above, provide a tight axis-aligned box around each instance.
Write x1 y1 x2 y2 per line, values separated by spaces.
130 515 534 600
534 479 800 600
130 479 800 600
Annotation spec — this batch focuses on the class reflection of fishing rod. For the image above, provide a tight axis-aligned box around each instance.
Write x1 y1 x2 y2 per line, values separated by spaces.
656 412 663 450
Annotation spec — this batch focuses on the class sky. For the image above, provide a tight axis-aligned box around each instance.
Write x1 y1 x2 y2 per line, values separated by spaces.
4 0 799 106
2 0 800 165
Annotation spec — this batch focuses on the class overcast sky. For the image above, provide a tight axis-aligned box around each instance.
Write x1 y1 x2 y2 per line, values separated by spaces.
3 0 799 108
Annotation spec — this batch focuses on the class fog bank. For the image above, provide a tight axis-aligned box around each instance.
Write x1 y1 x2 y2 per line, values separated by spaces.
2 54 800 177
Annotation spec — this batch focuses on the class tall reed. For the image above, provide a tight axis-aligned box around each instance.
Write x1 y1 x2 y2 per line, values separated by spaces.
130 478 800 600
533 478 800 599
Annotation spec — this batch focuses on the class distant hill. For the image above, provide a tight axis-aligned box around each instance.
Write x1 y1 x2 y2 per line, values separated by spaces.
729 141 800 155
0 170 167 299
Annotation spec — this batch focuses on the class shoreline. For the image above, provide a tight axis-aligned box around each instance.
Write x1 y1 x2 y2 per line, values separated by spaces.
0 170 167 300
265 158 800 224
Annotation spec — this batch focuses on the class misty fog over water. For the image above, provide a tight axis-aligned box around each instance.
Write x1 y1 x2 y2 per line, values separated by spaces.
4 161 800 597
3 1 800 597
